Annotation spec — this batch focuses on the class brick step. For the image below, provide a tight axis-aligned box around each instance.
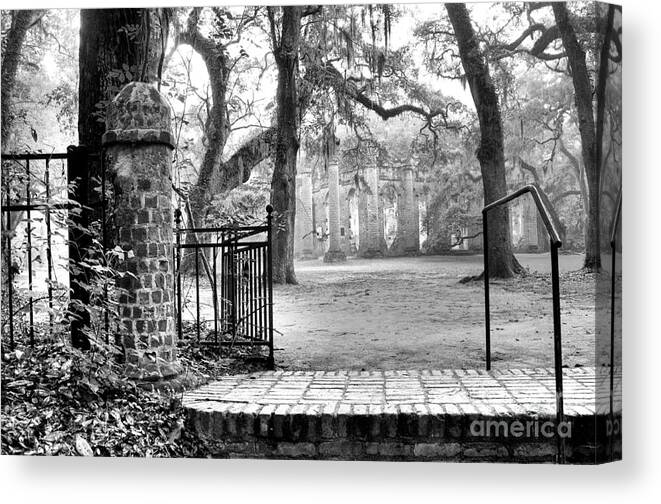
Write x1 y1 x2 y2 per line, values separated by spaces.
182 368 622 463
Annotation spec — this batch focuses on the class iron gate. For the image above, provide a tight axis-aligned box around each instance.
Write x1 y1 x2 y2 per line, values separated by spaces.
174 205 274 367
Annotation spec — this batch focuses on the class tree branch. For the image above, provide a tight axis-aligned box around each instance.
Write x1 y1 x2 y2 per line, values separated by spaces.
306 60 453 124
463 169 482 183
502 23 546 51
558 139 580 172
302 6 323 18
497 10 621 63
451 231 483 248
518 157 542 186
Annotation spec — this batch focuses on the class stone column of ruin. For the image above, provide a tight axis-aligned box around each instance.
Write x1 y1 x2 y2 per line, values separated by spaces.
295 168 316 259
523 195 539 248
402 166 420 254
357 190 368 255
360 147 384 258
323 154 346 263
312 188 324 257
102 82 181 383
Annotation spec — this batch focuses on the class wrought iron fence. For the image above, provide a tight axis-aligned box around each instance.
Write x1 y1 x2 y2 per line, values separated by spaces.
1 148 109 351
2 152 70 348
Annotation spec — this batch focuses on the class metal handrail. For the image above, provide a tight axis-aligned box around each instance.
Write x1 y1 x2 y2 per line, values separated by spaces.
1 152 69 160
609 187 622 461
482 184 563 244
482 183 565 463
175 225 270 234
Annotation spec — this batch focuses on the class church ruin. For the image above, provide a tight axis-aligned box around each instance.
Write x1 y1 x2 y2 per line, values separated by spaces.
294 153 543 260
294 149 428 260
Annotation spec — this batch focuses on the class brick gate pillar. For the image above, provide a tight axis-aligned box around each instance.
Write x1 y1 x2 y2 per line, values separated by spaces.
102 82 181 382
323 153 346 263
295 168 315 259
360 146 384 258
402 166 420 254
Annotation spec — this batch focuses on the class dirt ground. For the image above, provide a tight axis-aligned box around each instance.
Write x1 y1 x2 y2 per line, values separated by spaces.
272 253 601 371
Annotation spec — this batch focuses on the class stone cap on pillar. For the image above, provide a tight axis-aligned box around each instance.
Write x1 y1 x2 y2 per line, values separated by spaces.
102 81 175 149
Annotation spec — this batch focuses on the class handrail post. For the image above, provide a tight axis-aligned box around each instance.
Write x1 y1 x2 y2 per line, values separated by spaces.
482 209 491 371
609 234 617 462
175 208 182 343
266 204 274 369
550 241 566 463
609 189 622 461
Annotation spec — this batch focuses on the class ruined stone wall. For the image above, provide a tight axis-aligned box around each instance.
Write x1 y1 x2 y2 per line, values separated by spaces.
300 157 546 259
301 161 426 259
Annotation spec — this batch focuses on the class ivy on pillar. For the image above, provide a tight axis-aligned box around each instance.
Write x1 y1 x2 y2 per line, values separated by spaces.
102 82 181 383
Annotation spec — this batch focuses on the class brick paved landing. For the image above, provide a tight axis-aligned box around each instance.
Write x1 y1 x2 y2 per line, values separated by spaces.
183 367 622 463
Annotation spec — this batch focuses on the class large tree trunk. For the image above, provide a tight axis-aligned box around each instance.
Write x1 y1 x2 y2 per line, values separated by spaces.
446 3 522 278
1 9 46 240
78 8 169 225
0 9 43 293
552 3 601 270
76 9 168 348
1 10 45 149
79 9 167 151
559 141 590 246
269 6 303 284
